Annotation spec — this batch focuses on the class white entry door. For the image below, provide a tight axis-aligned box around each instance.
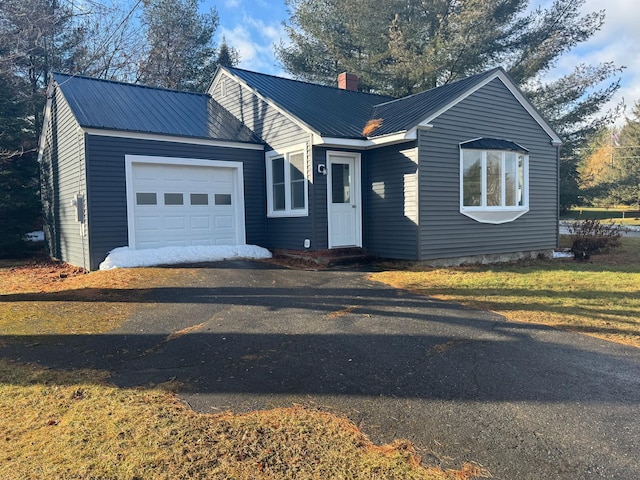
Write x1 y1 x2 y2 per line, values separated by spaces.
327 151 362 248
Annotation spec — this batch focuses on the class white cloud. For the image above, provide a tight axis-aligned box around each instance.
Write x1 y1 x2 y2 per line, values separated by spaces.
578 0 640 118
530 0 640 123
224 0 242 8
217 11 289 73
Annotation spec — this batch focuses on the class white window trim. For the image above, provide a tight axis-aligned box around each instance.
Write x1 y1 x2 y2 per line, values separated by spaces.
265 144 309 217
459 149 530 224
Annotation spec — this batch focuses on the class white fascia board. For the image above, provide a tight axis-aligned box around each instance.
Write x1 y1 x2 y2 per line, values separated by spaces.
82 128 264 150
216 68 319 138
37 82 55 164
312 129 417 149
417 70 562 146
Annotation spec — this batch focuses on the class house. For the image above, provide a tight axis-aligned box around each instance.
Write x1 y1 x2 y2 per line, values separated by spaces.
39 66 561 271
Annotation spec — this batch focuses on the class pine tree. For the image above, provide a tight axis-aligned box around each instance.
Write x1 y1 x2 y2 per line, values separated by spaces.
0 74 41 257
277 0 623 211
138 0 219 91
608 104 640 207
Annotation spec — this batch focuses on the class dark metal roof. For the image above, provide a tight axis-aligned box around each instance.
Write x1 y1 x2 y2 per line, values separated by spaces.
368 69 502 136
223 67 509 140
223 67 395 138
53 73 260 144
460 137 529 153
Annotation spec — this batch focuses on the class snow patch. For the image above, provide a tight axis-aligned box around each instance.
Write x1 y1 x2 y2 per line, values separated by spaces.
25 231 44 242
553 251 574 259
99 244 272 270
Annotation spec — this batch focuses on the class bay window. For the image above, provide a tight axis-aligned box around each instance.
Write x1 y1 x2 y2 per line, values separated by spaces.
460 138 529 224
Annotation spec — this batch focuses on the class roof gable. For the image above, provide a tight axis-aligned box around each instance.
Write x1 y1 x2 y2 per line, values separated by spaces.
53 73 260 144
216 67 394 139
369 68 561 145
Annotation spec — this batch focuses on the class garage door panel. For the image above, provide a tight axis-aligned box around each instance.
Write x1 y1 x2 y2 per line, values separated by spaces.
190 216 211 229
130 161 242 250
136 216 161 231
137 240 163 249
214 236 235 245
164 216 186 230
164 239 188 247
214 215 234 229
191 238 213 246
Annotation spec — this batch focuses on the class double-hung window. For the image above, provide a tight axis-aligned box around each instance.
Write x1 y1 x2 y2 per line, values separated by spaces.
266 145 308 217
460 138 529 224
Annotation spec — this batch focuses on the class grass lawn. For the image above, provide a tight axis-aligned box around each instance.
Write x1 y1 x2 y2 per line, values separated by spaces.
372 237 640 349
0 260 484 480
562 207 640 226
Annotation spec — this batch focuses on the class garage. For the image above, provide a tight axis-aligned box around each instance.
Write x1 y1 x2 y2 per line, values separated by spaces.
125 155 246 249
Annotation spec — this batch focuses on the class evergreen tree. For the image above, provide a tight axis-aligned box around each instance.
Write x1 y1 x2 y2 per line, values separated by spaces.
607 103 640 207
0 0 86 135
277 0 623 211
0 74 41 257
138 0 219 91
0 0 88 256
217 37 239 68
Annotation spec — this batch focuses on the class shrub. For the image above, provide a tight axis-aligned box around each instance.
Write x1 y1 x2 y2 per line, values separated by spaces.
568 219 628 260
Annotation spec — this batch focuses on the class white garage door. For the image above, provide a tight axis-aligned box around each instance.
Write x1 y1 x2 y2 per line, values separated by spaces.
127 158 244 249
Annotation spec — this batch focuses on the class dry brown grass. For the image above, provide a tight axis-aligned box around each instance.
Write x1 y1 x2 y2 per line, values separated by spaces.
372 237 640 348
0 359 485 480
0 261 198 335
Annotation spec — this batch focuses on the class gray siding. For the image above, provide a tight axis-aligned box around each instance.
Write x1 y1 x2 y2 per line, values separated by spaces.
418 78 559 260
41 87 90 269
84 135 266 270
212 75 320 251
364 143 419 259
211 76 310 152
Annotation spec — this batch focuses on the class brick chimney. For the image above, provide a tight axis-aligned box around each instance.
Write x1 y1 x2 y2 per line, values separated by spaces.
338 72 359 91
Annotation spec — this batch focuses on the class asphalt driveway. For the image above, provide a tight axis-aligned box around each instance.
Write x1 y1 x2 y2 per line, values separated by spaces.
2 260 639 479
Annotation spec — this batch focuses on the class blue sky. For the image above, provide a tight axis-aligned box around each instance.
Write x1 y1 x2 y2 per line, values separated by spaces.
205 0 289 76
207 0 639 120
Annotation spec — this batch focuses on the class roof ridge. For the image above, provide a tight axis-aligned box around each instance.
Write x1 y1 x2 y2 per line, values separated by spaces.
372 67 503 108
53 72 209 98
223 66 394 100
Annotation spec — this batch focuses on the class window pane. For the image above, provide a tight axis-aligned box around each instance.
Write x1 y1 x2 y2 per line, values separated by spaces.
272 157 285 184
518 154 525 206
289 152 305 181
462 151 481 206
291 180 305 209
164 193 183 205
190 193 208 205
486 151 502 206
273 184 285 211
271 156 286 211
214 193 232 205
505 153 517 206
331 163 351 204
136 192 157 205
